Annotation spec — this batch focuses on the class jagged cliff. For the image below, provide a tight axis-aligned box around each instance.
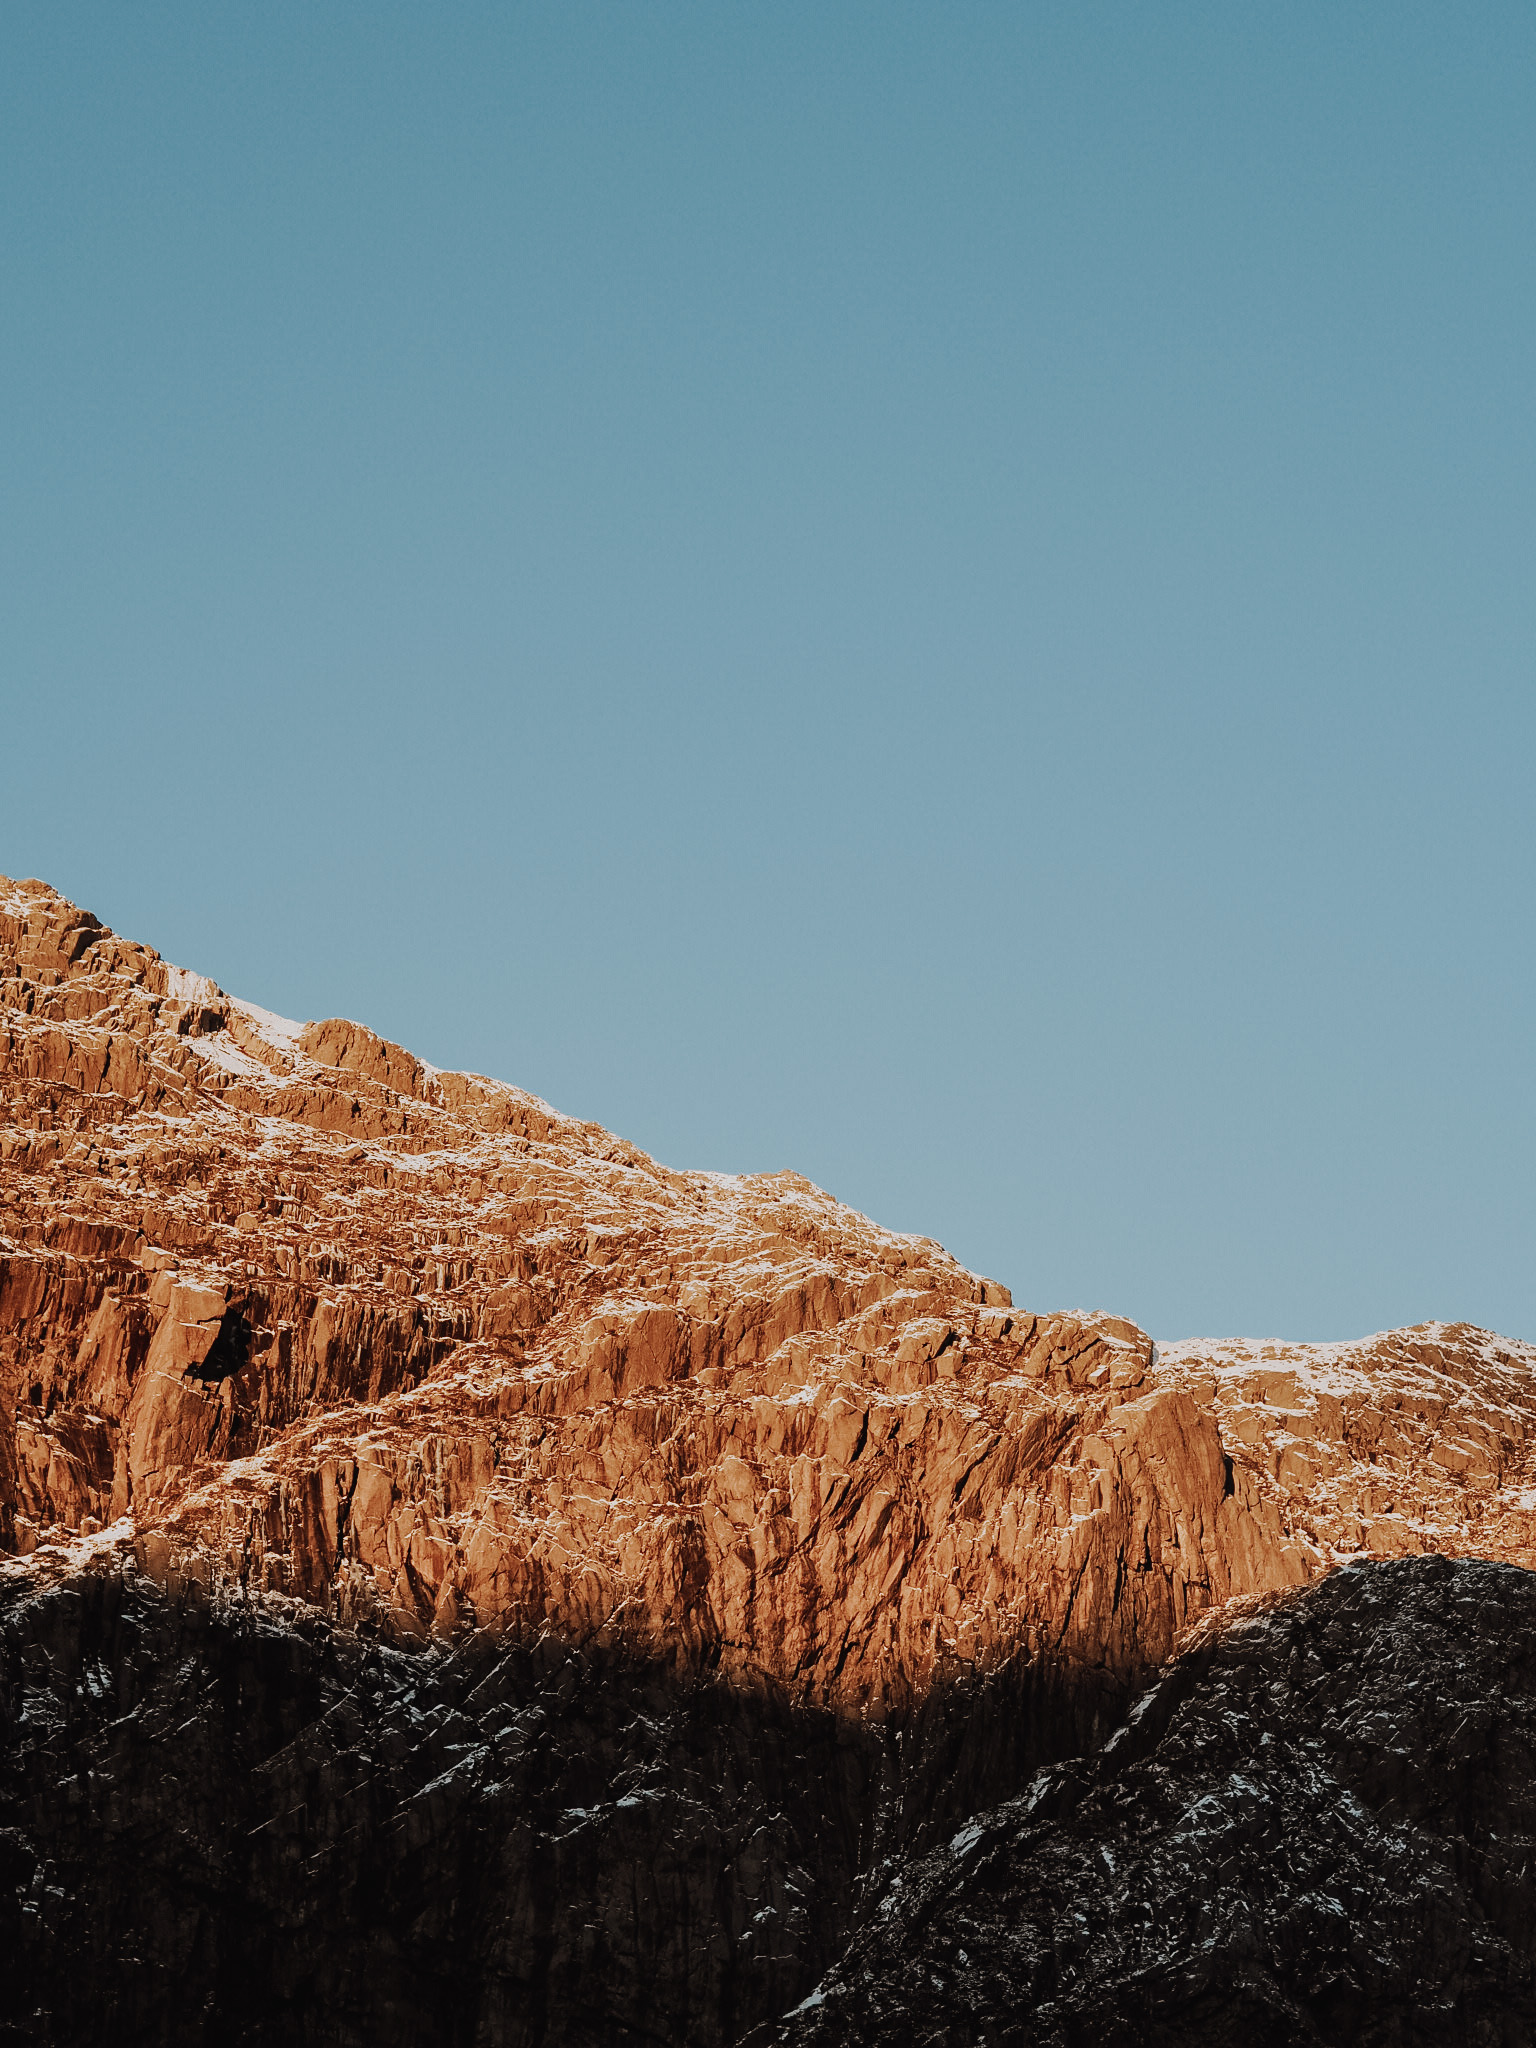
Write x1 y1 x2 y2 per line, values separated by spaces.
2 875 1534 2045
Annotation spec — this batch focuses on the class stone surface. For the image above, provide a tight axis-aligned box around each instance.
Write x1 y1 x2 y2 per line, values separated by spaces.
761 1554 1536 2047
0 1558 885 2047
2 875 1535 2045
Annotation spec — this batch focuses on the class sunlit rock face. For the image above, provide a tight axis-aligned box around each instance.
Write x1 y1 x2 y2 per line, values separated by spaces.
2 875 1534 2045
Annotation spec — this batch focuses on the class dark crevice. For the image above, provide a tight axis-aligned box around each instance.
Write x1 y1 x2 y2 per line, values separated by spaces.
186 1309 254 1384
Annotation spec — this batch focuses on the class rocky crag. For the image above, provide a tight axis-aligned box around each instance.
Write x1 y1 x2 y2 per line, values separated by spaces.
2 875 1534 2045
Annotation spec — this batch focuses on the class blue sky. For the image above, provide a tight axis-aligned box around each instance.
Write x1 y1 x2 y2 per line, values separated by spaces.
4 5 1533 1340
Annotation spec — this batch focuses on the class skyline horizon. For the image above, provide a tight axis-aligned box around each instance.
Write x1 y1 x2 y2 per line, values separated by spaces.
5 865 1524 1351
5 7 1533 1345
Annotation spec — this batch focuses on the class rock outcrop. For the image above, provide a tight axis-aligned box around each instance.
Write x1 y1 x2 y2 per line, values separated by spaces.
2 874 1534 2045
763 1554 1536 2046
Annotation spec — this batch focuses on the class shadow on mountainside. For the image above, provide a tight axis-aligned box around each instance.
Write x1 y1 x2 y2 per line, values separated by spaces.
759 1553 1536 2048
0 1561 1127 2048
4 1555 1536 2046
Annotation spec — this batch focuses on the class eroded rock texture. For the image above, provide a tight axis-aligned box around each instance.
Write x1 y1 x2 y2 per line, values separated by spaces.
2 874 1534 2045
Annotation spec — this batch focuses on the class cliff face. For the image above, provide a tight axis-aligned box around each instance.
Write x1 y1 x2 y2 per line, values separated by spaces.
2 875 1534 2045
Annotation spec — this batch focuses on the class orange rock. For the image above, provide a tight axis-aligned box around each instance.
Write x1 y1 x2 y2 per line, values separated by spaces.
3 874 1535 1715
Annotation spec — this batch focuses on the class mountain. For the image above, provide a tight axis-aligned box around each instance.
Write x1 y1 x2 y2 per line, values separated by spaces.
2 874 1533 2045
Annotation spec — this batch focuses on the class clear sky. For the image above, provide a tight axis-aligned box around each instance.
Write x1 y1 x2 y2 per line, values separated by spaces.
4 5 1533 1342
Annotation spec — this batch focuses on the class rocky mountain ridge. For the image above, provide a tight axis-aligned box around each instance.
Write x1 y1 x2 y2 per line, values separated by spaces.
3 874 1534 2045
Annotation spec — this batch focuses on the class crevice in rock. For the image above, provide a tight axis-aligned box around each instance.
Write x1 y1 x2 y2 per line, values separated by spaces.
185 1308 254 1385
